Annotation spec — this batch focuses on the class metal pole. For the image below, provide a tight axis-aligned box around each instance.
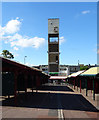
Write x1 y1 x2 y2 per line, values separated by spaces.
74 79 75 89
24 56 27 64
14 71 18 106
93 79 95 100
32 75 34 93
80 79 81 93
86 78 87 96
77 78 78 91
25 73 27 94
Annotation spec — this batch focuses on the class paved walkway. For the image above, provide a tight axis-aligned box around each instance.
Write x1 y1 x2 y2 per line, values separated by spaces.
1 83 99 119
66 83 99 110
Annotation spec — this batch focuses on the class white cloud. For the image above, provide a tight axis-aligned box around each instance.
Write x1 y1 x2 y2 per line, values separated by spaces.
0 18 46 49
16 17 19 20
10 33 22 42
10 33 45 49
4 18 21 35
0 35 12 41
59 36 65 45
0 18 21 36
4 41 8 44
13 46 19 51
82 10 90 14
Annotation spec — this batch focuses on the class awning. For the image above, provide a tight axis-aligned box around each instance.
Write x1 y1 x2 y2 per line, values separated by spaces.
68 70 85 78
49 76 67 80
49 72 59 75
80 67 99 76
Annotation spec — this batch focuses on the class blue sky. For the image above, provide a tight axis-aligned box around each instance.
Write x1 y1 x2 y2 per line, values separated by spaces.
0 2 97 66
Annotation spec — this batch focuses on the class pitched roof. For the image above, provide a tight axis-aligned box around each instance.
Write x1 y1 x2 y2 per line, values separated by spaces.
1 56 50 76
80 67 99 76
68 70 85 78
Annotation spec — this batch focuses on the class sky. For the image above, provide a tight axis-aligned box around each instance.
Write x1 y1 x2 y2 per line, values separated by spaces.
0 2 97 66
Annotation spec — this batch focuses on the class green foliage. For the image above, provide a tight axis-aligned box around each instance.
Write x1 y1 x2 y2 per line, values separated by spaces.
1 50 14 59
80 66 89 70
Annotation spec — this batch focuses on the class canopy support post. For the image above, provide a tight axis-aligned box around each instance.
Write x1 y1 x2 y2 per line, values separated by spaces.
86 78 88 96
80 79 81 93
93 79 95 100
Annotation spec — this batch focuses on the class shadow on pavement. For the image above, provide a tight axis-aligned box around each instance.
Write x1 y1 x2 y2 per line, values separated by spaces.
1 91 98 112
36 84 74 92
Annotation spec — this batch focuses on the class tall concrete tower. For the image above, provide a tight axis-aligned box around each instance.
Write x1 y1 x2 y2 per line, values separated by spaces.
48 18 59 76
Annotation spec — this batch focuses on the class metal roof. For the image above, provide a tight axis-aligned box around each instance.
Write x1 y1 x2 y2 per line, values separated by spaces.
50 76 67 80
1 56 50 76
80 67 99 76
68 70 85 78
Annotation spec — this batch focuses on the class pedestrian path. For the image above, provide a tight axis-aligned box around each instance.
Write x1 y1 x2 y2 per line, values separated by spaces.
1 84 99 119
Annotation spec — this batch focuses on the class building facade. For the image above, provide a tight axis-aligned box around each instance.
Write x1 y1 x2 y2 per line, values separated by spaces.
33 65 80 76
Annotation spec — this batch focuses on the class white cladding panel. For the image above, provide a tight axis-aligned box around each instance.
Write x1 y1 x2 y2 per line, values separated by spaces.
48 19 59 34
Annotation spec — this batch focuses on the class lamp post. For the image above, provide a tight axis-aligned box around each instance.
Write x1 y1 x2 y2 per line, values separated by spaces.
24 56 27 64
78 60 79 66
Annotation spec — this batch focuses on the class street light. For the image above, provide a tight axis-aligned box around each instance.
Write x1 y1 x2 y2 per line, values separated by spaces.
78 60 79 66
24 56 27 64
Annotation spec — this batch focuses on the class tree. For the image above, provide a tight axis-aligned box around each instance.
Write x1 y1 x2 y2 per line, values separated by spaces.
1 50 14 59
80 66 89 70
